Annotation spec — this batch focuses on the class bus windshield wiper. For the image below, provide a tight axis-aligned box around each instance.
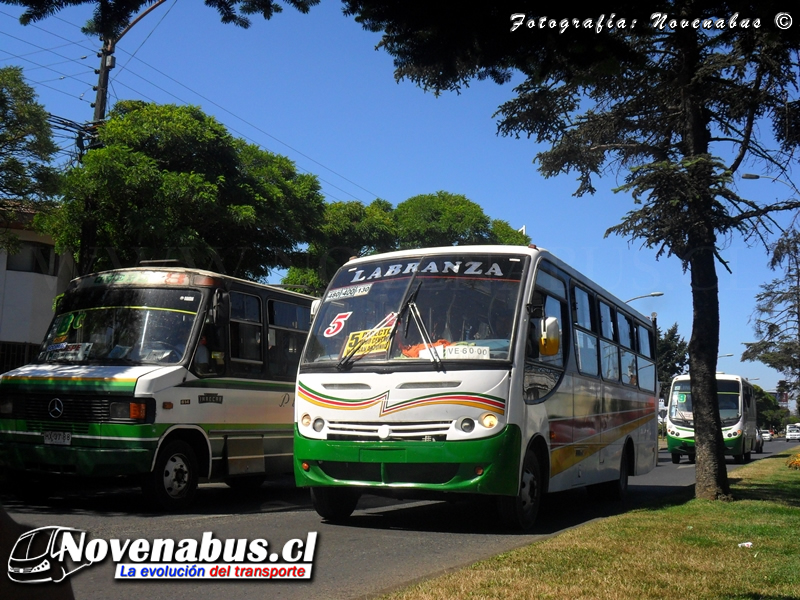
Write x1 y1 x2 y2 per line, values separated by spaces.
405 297 444 370
337 311 399 371
389 280 444 370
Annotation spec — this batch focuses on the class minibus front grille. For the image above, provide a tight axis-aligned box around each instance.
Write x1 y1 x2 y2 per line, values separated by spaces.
319 461 459 484
10 395 123 423
326 420 452 441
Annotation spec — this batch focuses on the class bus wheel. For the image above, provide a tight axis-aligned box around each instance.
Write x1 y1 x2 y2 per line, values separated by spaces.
310 487 360 522
671 454 681 464
497 449 541 531
744 451 751 463
143 440 199 511
603 447 630 501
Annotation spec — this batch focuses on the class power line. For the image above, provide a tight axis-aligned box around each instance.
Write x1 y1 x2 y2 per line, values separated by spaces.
2 7 384 203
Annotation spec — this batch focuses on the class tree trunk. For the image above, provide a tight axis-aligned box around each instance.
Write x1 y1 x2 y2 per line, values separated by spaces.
687 243 732 500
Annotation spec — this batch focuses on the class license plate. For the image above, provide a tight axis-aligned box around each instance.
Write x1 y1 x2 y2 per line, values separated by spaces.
43 431 72 445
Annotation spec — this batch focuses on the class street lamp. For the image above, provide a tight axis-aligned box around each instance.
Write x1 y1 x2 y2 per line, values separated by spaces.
742 173 796 192
625 292 664 303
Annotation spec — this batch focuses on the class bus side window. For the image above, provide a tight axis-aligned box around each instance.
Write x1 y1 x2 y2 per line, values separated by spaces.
267 300 310 381
229 291 264 376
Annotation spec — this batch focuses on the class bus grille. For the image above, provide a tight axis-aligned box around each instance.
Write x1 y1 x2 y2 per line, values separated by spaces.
9 394 123 423
326 420 452 441
319 461 459 484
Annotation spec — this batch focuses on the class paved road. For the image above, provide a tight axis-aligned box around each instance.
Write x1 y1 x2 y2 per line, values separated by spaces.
3 439 797 600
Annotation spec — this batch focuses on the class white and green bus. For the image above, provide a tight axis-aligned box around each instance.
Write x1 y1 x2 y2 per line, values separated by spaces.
0 264 314 509
293 245 659 530
666 373 758 464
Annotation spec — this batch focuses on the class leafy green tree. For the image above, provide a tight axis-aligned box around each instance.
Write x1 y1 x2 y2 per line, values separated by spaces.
742 230 800 396
38 101 324 279
657 322 689 396
283 198 396 294
342 0 800 501
0 66 59 250
395 191 484 248
284 192 530 293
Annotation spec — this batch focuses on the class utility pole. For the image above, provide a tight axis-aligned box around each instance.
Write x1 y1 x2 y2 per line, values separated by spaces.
88 0 166 125
91 38 116 123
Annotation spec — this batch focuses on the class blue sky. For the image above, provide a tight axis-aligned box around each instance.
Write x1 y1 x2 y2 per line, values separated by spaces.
1 2 793 393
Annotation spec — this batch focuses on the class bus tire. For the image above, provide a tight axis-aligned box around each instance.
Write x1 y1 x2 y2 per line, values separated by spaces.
143 440 199 511
602 447 630 501
497 448 541 531
671 453 681 464
310 487 360 522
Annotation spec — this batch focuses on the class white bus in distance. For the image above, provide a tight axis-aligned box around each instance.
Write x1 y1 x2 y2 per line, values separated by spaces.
666 373 758 464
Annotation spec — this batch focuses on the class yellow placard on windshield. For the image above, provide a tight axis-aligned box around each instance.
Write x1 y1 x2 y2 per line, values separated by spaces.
343 327 393 357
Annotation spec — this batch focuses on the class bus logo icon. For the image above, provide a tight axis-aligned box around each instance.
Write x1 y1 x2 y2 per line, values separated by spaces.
48 398 64 419
7 526 91 583
198 393 223 404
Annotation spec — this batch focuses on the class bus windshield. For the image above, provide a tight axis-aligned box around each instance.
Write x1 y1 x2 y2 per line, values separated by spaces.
670 380 742 426
302 253 527 366
36 287 203 365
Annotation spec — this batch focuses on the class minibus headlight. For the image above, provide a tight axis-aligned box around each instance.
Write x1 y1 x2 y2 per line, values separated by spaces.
480 413 499 429
459 418 475 433
313 418 325 432
109 402 147 420
301 413 312 427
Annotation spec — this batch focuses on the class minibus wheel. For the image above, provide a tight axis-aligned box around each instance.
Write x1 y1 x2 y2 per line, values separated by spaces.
310 487 360 521
497 448 541 531
143 440 199 511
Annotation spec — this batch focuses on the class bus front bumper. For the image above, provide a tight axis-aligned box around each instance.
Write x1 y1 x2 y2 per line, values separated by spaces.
0 429 156 478
293 424 522 496
667 434 744 457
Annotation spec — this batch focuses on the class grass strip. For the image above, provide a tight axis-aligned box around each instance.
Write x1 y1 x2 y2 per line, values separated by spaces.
379 446 800 600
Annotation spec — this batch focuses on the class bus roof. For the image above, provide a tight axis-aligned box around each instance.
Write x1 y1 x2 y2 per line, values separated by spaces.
343 244 654 325
671 373 752 384
68 266 318 301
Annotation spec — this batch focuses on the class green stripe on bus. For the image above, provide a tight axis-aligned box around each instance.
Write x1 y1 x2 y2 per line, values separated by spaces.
179 379 294 393
0 377 137 394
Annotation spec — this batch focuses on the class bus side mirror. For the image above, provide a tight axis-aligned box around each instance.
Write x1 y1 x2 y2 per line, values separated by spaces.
310 299 320 318
539 316 560 356
210 289 229 326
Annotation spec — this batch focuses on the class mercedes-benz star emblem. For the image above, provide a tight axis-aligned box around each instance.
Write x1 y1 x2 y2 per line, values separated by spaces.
48 398 64 419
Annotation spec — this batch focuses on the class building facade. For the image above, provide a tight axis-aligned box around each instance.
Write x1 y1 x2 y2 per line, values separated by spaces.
0 211 75 373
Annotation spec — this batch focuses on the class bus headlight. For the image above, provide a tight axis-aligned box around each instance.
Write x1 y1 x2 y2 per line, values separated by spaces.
459 418 475 433
313 418 325 432
480 413 499 429
727 429 742 438
301 413 312 427
109 402 146 420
